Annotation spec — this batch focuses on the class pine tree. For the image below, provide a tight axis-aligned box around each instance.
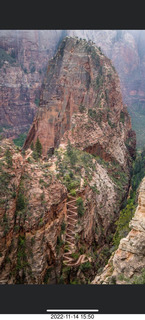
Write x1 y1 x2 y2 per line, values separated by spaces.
5 148 13 167
35 137 42 158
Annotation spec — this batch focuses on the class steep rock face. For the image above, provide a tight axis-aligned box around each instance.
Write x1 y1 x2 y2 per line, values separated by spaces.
0 30 64 139
0 38 136 284
68 30 141 105
24 37 136 164
68 30 145 149
0 140 67 284
92 177 145 284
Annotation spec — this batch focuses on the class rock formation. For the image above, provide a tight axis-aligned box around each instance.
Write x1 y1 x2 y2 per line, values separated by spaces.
0 30 145 149
92 177 145 284
68 30 145 149
24 37 136 161
0 37 136 284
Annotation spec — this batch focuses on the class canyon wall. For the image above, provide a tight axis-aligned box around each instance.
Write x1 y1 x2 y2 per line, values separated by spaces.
0 30 65 139
0 37 136 284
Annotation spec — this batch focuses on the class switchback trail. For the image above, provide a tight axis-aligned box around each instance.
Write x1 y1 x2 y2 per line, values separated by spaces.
63 193 89 267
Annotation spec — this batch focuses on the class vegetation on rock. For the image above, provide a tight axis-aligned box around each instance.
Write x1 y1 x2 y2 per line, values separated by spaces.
13 132 28 147
32 138 42 160
113 149 145 250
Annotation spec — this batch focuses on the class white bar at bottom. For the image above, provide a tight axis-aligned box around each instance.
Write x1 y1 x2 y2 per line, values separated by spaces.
46 309 99 312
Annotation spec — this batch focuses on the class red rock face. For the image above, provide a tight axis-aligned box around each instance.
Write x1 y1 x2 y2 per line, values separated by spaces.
0 30 64 138
92 177 145 285
24 37 136 170
68 30 143 105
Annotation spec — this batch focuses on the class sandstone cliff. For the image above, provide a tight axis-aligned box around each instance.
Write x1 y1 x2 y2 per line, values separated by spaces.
0 30 64 139
92 177 145 284
68 30 145 149
24 37 136 162
0 38 136 284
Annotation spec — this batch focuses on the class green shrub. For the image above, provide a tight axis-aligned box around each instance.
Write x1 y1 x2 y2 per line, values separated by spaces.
35 137 42 157
56 236 64 254
12 191 16 198
113 148 145 251
34 98 40 107
109 276 116 284
44 268 52 284
66 142 78 166
16 179 28 215
39 218 43 226
16 235 28 274
120 110 125 124
16 190 26 212
55 143 96 194
32 138 42 159
113 200 136 249
0 48 16 68
88 108 97 120
61 221 66 233
0 169 12 199
80 261 91 271
95 75 103 88
3 213 9 236
76 197 85 217
10 49 17 59
71 252 79 260
31 237 35 246
132 269 145 284
70 189 76 196
90 185 100 194
88 108 102 124
79 105 86 113
5 148 13 167
67 180 80 192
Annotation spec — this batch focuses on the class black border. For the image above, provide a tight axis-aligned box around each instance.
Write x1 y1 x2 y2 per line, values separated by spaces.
0 284 145 314
0 2 145 30
0 3 145 315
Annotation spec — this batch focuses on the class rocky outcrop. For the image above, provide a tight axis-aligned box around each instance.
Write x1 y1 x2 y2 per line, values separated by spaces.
68 30 143 106
0 38 136 284
92 177 145 284
24 37 136 164
68 30 145 149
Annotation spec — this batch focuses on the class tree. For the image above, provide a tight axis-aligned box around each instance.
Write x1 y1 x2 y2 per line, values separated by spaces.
35 138 42 158
5 148 13 167
66 140 77 166
76 197 85 217
32 138 42 160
